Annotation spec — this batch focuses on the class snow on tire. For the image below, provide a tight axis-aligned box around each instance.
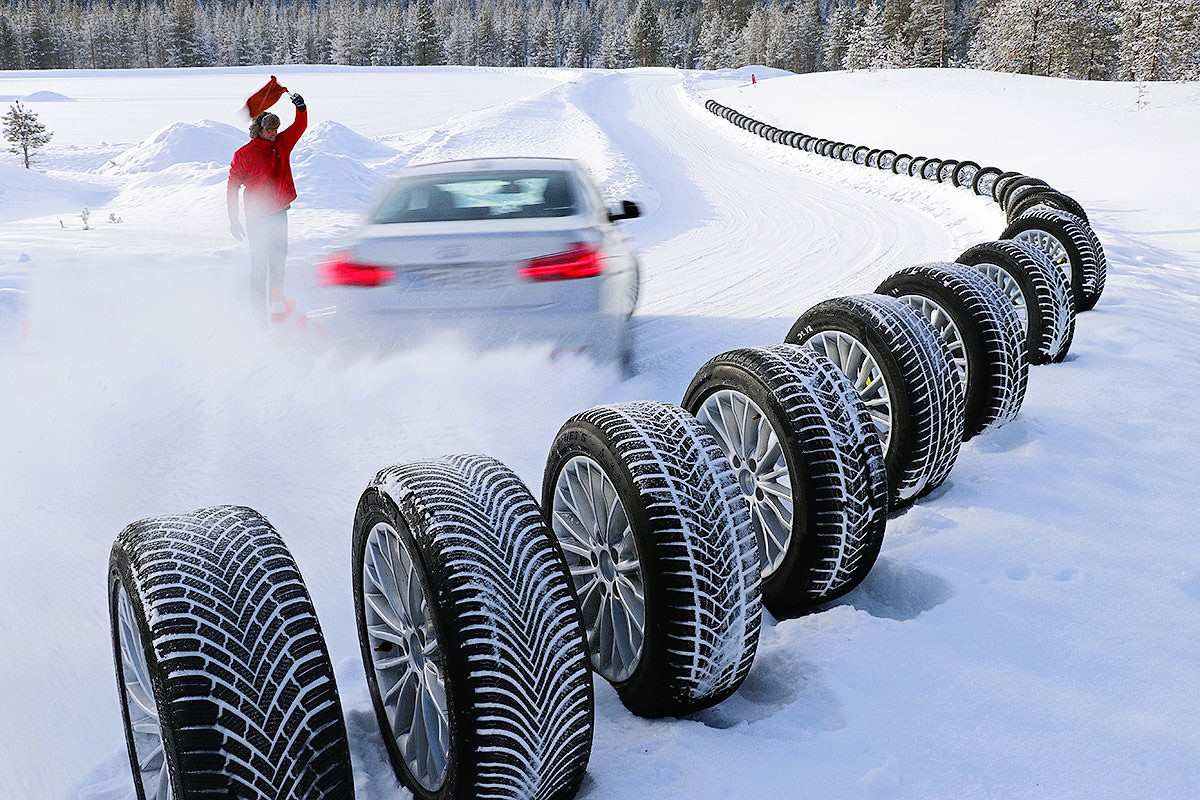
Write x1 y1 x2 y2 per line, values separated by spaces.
992 171 1024 203
355 455 594 800
957 240 1076 364
893 154 913 174
938 159 960 183
109 506 354 800
786 295 965 509
999 176 1049 210
866 148 882 167
853 145 870 165
1002 207 1107 312
877 263 1029 439
682 346 889 615
1007 188 1089 225
543 401 762 718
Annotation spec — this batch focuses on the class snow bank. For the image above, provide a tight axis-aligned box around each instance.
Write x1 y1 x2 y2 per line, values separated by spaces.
102 119 245 174
0 163 113 222
22 90 73 102
298 120 396 160
293 151 383 209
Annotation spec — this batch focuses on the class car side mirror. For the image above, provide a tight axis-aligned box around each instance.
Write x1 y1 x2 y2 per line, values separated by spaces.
608 200 641 223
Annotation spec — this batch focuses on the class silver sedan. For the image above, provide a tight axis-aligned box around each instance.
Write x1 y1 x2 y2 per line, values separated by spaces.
315 157 641 367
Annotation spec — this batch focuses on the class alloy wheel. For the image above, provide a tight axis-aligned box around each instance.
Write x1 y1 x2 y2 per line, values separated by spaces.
696 390 794 579
551 456 645 683
806 331 893 452
363 522 450 792
117 584 172 800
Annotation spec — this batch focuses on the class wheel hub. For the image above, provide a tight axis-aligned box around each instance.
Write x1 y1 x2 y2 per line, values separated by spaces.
551 456 646 682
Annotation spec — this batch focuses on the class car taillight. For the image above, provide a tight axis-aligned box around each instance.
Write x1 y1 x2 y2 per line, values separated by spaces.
319 252 395 287
519 243 604 282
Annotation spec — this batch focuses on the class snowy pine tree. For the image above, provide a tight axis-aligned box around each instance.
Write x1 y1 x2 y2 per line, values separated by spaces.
629 0 663 67
823 1 856 71
3 100 52 169
906 0 947 68
846 2 886 69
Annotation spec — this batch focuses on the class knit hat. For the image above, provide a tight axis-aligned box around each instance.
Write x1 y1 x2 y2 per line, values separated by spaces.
249 112 281 139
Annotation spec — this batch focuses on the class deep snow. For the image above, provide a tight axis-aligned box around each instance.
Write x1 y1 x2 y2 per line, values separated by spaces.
0 65 1197 799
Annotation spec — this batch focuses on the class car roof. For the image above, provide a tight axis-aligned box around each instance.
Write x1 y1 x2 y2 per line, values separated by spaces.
397 157 583 177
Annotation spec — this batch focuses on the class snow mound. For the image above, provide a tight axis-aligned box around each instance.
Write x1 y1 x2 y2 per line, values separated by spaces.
0 164 114 222
293 151 383 209
23 90 73 102
103 120 246 174
298 120 395 160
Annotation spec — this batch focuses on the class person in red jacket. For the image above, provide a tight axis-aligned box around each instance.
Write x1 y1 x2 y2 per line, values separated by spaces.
227 91 307 319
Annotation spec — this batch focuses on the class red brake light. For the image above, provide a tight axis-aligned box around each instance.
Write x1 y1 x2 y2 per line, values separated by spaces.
319 251 395 287
519 243 604 282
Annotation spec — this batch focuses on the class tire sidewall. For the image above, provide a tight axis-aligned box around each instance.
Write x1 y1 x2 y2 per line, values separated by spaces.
108 556 185 800
681 361 811 612
786 312 915 505
542 421 668 713
878 277 991 439
352 491 462 800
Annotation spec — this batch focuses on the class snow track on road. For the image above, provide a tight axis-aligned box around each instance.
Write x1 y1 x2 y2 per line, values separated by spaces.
568 71 995 386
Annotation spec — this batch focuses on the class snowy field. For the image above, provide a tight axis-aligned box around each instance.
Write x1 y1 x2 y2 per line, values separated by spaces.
1 65 1198 799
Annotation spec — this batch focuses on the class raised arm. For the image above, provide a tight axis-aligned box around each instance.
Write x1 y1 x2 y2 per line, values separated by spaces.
276 94 307 152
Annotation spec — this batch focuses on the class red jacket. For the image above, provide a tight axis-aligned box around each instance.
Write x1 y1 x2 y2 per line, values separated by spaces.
227 108 307 220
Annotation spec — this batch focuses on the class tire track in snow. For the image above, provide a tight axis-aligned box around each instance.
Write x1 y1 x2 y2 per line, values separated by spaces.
572 71 996 388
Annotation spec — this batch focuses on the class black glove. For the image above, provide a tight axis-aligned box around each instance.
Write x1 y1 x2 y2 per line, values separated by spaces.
291 93 305 110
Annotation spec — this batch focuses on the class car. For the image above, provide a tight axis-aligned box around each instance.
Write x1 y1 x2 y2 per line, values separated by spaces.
314 157 642 368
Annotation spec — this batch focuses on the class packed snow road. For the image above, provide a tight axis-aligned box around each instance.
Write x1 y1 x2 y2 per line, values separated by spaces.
1 66 1197 799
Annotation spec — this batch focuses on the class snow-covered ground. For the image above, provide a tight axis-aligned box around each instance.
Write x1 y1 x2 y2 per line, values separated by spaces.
1 66 1197 799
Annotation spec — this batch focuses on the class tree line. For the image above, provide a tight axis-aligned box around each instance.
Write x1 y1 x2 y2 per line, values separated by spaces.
1 0 1196 81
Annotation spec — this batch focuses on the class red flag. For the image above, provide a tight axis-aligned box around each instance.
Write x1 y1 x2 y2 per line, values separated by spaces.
244 75 289 119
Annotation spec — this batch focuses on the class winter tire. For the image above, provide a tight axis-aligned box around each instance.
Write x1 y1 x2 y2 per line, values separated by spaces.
682 346 888 615
1002 207 1106 312
992 171 1023 203
830 142 845 159
866 148 882 167
953 160 981 189
973 166 1004 197
543 402 762 718
957 240 1076 364
921 158 942 181
1007 188 1089 225
909 156 927 178
840 144 856 162
877 264 1028 439
938 159 959 183
893 154 913 175
786 295 964 509
355 456 594 800
815 138 829 155
853 145 870 165
999 176 1049 210
878 149 897 170
109 506 354 800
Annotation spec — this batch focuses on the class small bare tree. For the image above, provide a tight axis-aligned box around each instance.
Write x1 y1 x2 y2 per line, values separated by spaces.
3 101 53 169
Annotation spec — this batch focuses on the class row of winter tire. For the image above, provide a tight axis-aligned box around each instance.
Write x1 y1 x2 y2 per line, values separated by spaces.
105 100 1111 800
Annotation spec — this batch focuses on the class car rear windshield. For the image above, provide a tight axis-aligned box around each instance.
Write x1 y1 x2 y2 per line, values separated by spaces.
371 170 580 223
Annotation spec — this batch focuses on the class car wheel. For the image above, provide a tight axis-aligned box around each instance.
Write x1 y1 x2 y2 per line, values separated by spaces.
938 159 960 183
356 456 594 800
1003 207 1106 312
786 295 965 510
973 166 1004 197
1000 176 1049 210
109 506 354 800
956 240 1076 365
953 160 981 189
992 171 1024 202
878 149 897 170
877 264 1028 439
682 345 888 615
1007 188 1089 225
893 154 913 175
543 402 762 717
921 158 943 181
